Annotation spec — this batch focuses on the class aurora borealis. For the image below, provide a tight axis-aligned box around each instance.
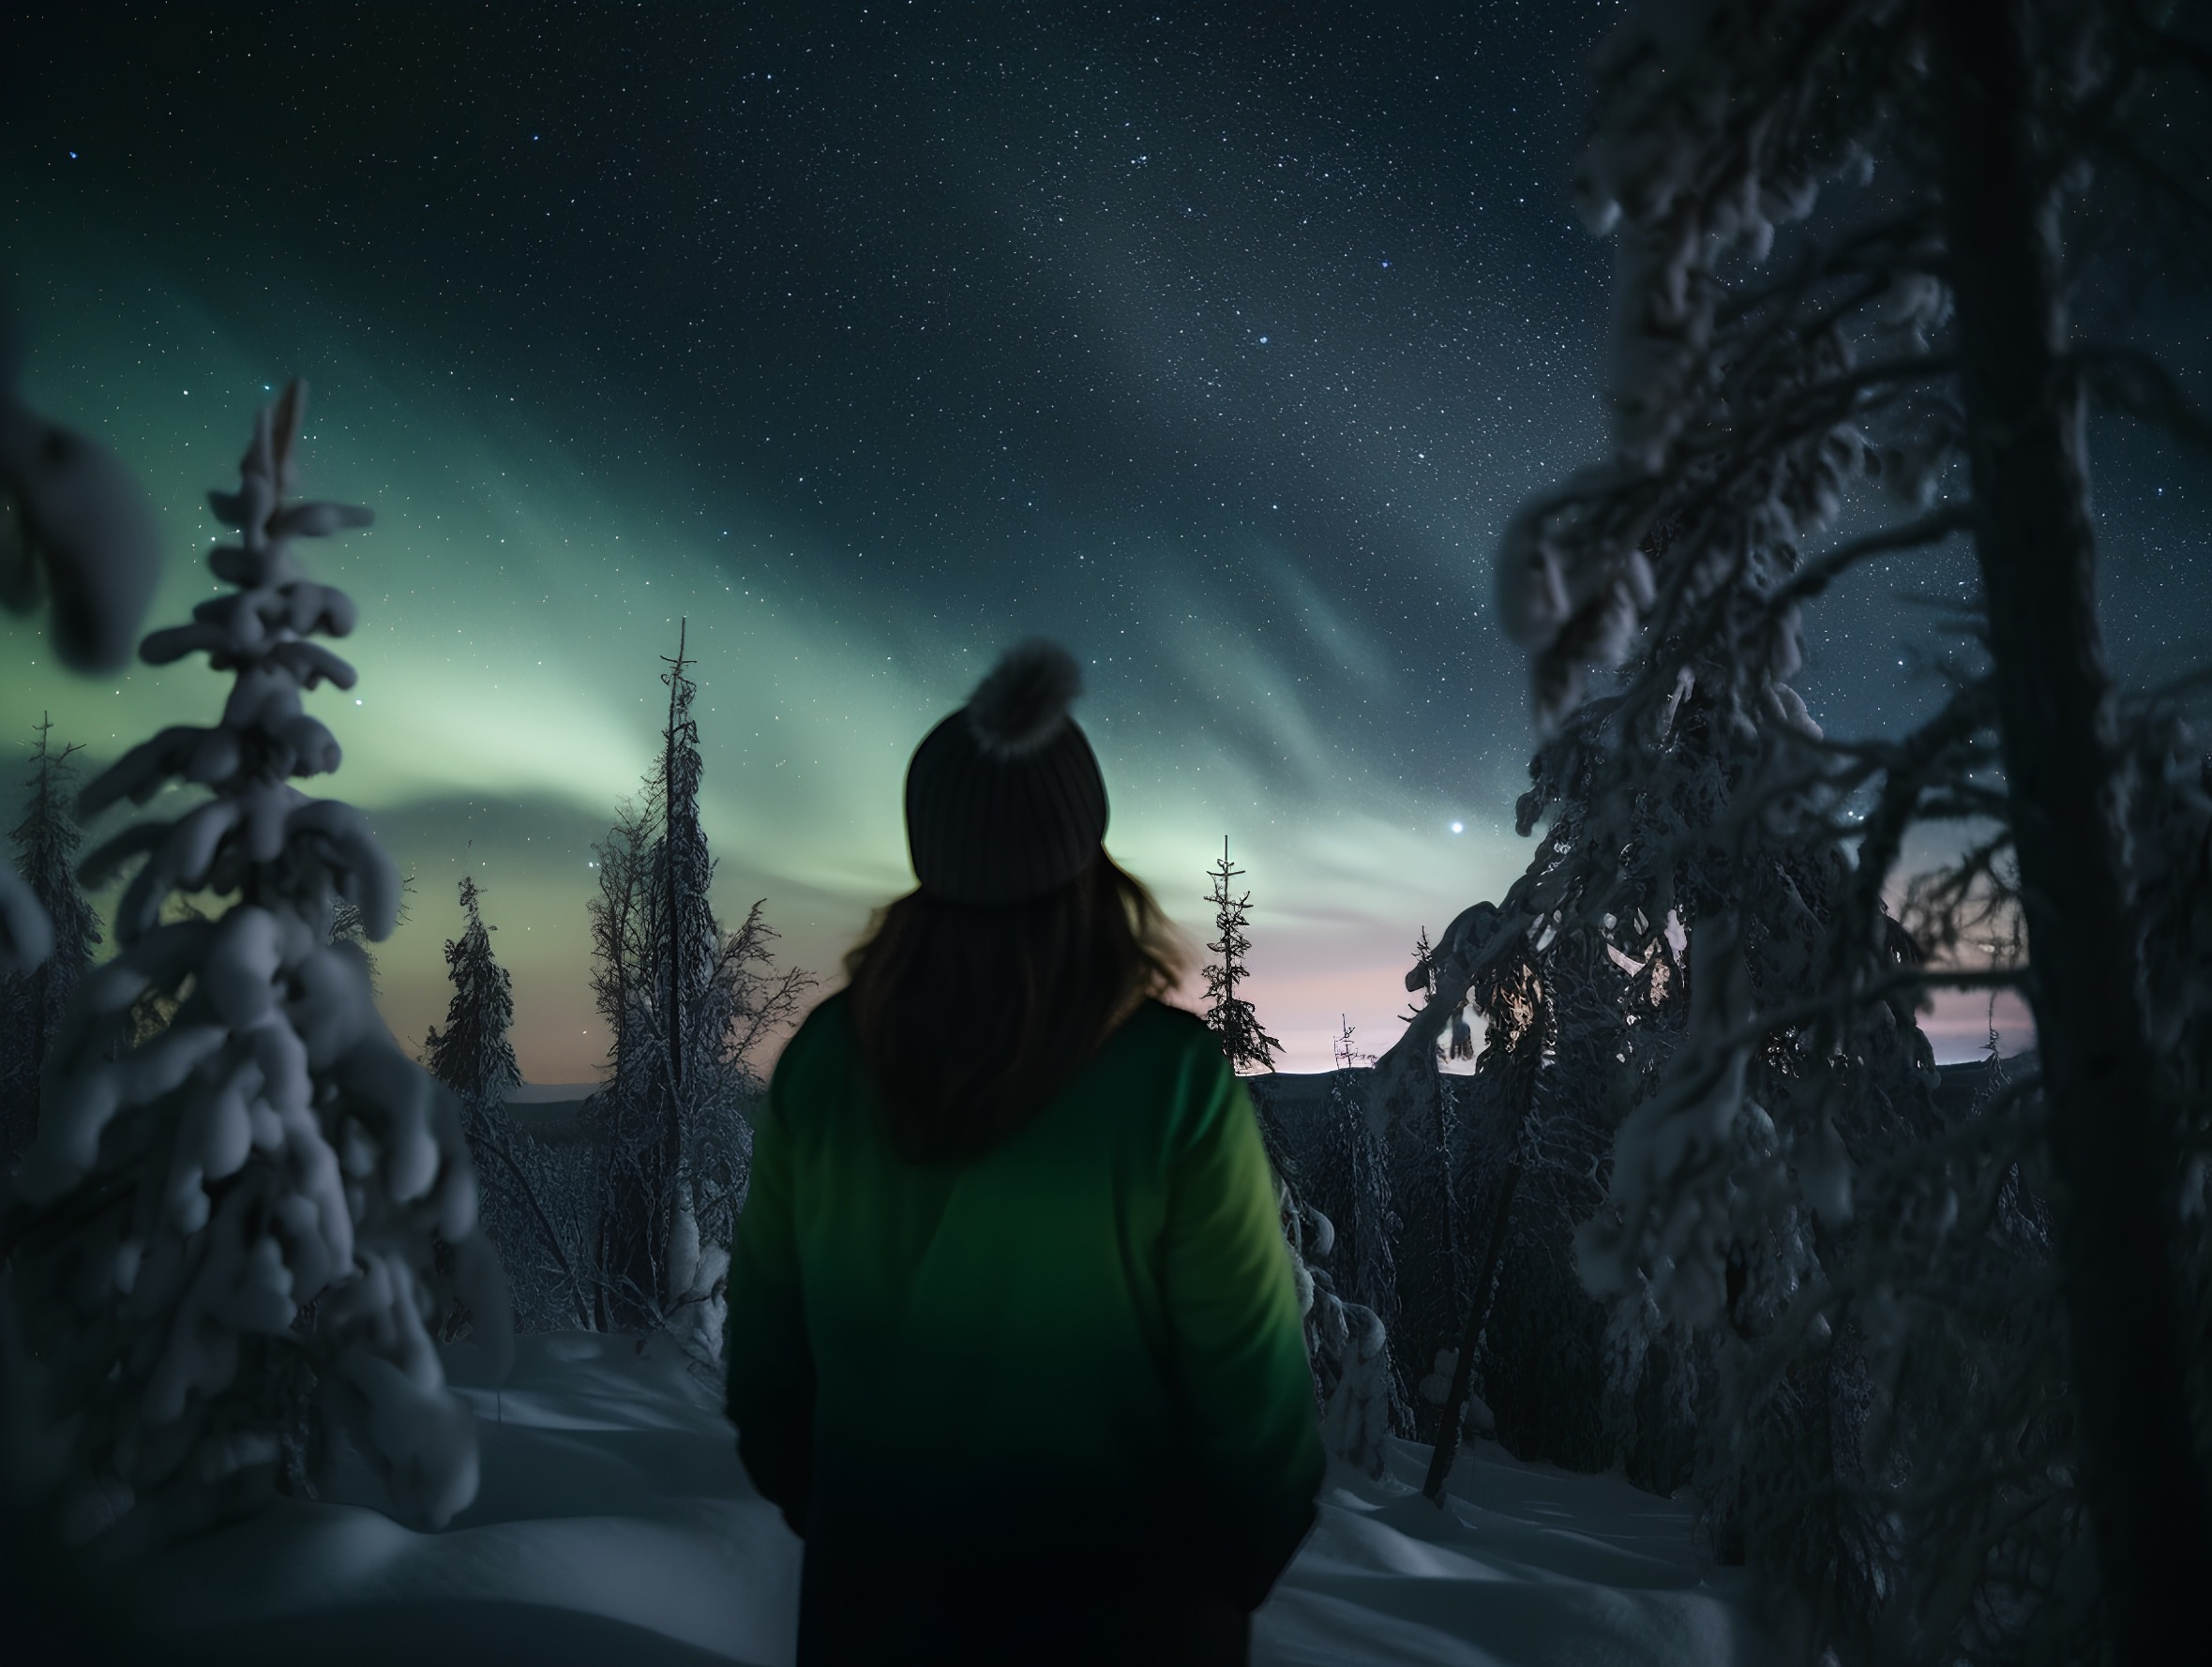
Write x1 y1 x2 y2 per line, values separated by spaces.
5 4 2202 1076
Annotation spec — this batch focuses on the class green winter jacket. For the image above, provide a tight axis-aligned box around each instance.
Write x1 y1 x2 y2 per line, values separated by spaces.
725 993 1323 1665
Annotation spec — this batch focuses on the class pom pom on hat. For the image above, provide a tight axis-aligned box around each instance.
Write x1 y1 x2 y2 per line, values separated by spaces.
966 638 1083 758
905 638 1107 904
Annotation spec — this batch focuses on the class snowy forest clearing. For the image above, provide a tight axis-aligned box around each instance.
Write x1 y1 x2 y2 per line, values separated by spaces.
104 1332 1757 1667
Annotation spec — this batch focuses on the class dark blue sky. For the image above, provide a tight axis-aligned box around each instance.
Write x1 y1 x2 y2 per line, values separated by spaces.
4 2 2203 1071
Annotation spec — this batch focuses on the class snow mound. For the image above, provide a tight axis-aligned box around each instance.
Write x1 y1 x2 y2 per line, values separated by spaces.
113 1333 800 1666
91 1334 1755 1666
1256 1441 1758 1667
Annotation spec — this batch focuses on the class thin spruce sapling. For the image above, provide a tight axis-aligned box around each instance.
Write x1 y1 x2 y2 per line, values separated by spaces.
1200 836 1280 1074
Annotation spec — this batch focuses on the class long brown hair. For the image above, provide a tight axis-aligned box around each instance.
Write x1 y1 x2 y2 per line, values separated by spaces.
844 851 1184 1163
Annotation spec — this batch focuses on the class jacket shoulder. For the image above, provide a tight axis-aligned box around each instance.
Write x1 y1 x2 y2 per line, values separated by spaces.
1130 999 1230 1059
766 991 858 1115
780 989 852 1059
1108 999 1231 1072
1111 1000 1242 1134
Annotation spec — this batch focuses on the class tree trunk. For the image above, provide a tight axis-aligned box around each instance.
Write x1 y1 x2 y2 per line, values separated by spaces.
1422 1161 1519 1505
1933 3 2212 1654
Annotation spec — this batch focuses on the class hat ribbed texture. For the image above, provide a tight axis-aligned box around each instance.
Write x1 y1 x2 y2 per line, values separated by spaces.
905 643 1108 904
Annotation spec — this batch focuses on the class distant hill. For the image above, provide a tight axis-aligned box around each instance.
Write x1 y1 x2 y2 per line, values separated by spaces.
504 1082 600 1146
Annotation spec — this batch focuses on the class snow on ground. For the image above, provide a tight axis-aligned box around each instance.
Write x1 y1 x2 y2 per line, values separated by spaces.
111 1333 1760 1666
1260 1443 1759 1667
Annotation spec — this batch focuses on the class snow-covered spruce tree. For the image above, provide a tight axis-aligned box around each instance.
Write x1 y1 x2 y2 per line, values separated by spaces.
1437 653 1775 1480
1391 870 1709 1496
588 625 808 1349
1382 930 1469 1444
1309 1021 1398 1345
1200 836 1280 1073
1317 1019 1413 1449
1209 909 1394 1467
0 720 101 1165
1240 1076 1362 1448
0 383 508 1548
423 876 598 1333
0 317 162 979
424 876 519 1118
1422 2 2212 1656
1279 1193 1397 1479
1247 1020 1406 1476
1247 1151 1392 1478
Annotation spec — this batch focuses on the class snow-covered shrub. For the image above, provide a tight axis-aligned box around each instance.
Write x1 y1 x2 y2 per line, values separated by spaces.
1417 1349 1495 1444
0 383 507 1549
1265 1164 1394 1479
1315 1291 1393 1480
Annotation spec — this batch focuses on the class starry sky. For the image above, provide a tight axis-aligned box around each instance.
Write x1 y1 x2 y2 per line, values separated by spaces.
4 3 2204 1076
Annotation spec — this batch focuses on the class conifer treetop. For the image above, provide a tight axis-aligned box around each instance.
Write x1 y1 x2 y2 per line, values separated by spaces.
427 874 519 1116
1332 1014 1373 1074
1202 835 1281 1074
76 381 393 946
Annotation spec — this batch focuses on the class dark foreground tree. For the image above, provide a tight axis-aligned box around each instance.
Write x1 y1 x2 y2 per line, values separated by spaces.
1928 12 2210 1655
1392 2 2212 1657
0 719 99 1164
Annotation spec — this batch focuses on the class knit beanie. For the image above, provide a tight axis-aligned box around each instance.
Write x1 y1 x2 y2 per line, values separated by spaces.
904 639 1108 905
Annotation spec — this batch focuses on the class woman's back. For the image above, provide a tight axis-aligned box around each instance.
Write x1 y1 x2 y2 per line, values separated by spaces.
723 640 1322 1665
727 993 1322 1665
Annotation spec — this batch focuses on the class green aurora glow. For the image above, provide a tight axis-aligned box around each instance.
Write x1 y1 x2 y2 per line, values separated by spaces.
4 242 1524 1079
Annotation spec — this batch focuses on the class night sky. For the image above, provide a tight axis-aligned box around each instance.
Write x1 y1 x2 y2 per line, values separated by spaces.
5 3 2204 1075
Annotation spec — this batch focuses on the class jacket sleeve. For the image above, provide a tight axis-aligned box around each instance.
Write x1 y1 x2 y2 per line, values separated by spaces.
1160 1051 1326 1610
725 1059 816 1538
